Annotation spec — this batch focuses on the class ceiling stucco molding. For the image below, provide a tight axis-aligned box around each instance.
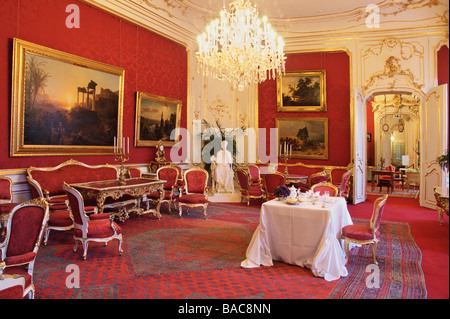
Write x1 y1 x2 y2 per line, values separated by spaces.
82 0 449 51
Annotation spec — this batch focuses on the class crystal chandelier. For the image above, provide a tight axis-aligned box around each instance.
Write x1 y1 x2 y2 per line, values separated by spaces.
196 0 286 90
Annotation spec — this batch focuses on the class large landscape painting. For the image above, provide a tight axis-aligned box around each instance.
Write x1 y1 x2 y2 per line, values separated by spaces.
277 70 327 112
10 38 124 156
276 117 328 160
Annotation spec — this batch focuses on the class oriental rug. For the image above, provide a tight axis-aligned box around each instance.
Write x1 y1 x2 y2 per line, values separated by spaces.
366 186 419 199
32 203 426 299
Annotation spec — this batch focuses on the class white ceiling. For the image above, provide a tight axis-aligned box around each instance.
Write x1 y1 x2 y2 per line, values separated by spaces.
86 0 448 47
184 0 380 20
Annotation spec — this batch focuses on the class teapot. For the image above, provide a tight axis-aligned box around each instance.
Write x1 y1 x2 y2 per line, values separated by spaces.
288 185 297 200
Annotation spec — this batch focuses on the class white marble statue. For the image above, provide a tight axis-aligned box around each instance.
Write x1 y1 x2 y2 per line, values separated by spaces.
210 140 234 193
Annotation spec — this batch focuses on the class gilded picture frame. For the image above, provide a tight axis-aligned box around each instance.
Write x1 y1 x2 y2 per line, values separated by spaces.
277 70 327 112
276 117 328 160
134 92 182 147
10 38 124 157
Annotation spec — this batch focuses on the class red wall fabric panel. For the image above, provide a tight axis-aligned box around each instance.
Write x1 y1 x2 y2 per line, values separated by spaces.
0 0 187 169
258 51 351 166
437 45 449 149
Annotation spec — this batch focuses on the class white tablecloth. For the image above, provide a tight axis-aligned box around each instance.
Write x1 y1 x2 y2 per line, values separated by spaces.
241 197 353 281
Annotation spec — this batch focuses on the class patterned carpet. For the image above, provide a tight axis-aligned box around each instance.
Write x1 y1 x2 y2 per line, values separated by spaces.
366 185 419 199
32 203 426 299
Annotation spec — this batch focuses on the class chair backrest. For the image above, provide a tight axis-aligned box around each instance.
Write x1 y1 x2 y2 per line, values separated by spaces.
308 171 329 188
63 183 89 231
236 168 250 191
1 198 49 261
339 170 352 195
370 194 388 232
263 172 286 195
311 182 339 196
247 164 260 183
385 165 395 172
157 166 179 190
0 176 13 203
184 168 208 194
127 167 142 178
172 165 184 181
330 168 347 185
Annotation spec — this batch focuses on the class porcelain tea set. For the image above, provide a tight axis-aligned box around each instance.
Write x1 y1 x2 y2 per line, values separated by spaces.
284 185 331 207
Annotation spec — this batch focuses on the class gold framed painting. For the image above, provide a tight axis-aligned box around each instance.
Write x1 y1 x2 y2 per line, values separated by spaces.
276 117 328 160
277 70 327 112
134 92 182 147
10 38 125 157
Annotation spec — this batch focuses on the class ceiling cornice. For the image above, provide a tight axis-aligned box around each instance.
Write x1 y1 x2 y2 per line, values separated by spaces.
81 0 449 51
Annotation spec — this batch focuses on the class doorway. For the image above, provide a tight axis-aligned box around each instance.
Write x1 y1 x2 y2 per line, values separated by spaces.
365 93 421 195
367 93 420 170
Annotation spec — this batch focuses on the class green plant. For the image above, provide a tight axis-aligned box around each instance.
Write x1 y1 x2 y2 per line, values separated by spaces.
437 149 448 172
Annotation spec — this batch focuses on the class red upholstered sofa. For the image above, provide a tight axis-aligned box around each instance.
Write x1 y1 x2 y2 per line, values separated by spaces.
27 159 134 211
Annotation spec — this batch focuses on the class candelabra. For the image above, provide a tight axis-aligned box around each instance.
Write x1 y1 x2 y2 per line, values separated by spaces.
280 142 293 174
114 137 130 185
280 153 291 175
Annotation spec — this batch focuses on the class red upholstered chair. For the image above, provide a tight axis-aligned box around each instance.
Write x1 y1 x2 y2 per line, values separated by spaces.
172 165 185 193
178 167 209 219
0 176 13 204
378 165 395 192
434 187 449 225
311 182 339 197
147 166 179 213
27 175 69 212
0 177 16 242
263 172 286 201
248 164 263 187
63 183 123 260
0 261 26 299
337 170 352 198
307 171 329 190
330 168 347 187
43 208 75 245
341 194 388 265
236 168 265 206
0 198 49 299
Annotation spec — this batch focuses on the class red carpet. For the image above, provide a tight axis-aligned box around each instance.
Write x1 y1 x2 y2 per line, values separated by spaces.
31 196 444 299
348 195 449 299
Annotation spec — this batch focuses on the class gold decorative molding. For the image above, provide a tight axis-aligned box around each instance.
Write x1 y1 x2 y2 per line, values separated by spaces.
362 55 424 93
138 0 189 17
193 110 200 120
239 113 248 129
371 93 421 115
206 95 232 121
425 90 440 102
351 0 443 22
362 37 424 61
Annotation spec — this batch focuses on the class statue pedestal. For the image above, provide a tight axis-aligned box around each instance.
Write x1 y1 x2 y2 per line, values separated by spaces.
208 190 241 203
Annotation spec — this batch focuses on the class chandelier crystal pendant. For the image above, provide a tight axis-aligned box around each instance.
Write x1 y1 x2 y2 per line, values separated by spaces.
196 0 286 90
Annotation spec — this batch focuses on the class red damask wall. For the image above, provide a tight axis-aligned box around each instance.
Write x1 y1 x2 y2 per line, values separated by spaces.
258 51 351 166
0 0 187 169
437 45 449 149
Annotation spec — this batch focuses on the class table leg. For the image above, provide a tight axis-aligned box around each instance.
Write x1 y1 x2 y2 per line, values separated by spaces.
96 192 107 214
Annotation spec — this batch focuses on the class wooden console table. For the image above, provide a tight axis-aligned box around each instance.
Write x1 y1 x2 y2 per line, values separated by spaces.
71 178 165 221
